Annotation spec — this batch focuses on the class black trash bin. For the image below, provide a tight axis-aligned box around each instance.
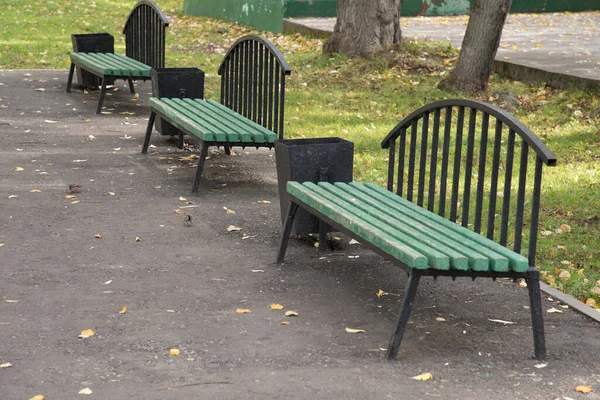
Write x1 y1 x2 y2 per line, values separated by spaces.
151 68 205 136
275 137 354 235
71 33 115 89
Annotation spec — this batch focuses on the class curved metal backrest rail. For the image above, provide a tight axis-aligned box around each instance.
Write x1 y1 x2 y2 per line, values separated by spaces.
123 0 169 68
380 98 557 267
218 35 292 138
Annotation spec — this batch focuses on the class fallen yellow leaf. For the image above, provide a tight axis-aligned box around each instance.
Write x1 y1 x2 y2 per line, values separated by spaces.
280 321 290 325
226 209 236 214
436 317 446 322
108 192 116 196
345 327 365 333
0 243 4 247
65 195 77 199
257 200 271 204
576 386 593 393
94 234 102 239
79 329 95 338
179 196 187 201
173 209 182 214
45 120 58 123
4 300 19 303
285 311 299 317
236 308 251 314
0 362 12 368
169 348 180 356
586 298 597 307
227 225 242 232
135 237 142 242
14 167 24 172
270 303 284 310
29 396 44 400
119 306 127 314
412 372 433 381
560 223 572 232
376 289 384 298
30 189 41 193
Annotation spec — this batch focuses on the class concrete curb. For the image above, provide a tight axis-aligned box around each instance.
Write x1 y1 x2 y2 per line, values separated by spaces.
540 282 600 323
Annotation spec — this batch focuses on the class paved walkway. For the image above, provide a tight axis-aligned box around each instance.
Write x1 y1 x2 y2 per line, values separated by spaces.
285 12 600 89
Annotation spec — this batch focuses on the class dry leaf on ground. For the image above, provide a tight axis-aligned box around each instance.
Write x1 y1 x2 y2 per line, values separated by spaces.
29 396 44 400
236 309 251 314
227 225 242 232
280 321 290 325
135 237 142 242
14 167 24 172
169 349 180 356
0 363 12 368
285 311 299 317
4 300 19 303
119 306 127 314
78 329 95 338
78 388 93 395
345 327 365 333
436 317 446 322
488 318 515 325
376 289 384 298
412 372 433 381
270 304 284 310
547 307 562 314
575 386 593 393
257 200 271 204
30 189 41 193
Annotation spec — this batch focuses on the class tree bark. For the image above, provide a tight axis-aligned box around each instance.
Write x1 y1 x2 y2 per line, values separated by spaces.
439 0 512 92
323 0 402 58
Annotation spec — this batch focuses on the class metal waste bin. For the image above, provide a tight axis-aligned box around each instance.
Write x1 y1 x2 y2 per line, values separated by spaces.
151 68 205 136
275 137 354 234
71 33 114 89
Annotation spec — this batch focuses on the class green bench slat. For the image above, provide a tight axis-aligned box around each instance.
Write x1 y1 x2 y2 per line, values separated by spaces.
318 182 488 271
148 97 278 145
149 97 217 142
286 182 435 270
306 182 464 270
360 182 529 273
69 52 151 77
331 183 509 272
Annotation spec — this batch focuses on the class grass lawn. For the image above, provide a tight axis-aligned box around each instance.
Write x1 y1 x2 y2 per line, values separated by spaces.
1 0 599 306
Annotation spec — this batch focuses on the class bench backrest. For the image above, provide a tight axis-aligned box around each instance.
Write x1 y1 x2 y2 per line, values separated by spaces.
381 99 557 267
218 35 292 139
122 0 169 68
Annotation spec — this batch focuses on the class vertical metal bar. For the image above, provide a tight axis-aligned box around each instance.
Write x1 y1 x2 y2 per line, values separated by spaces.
406 120 418 202
267 53 275 131
257 44 264 125
273 63 281 136
461 108 477 227
438 106 452 217
231 50 239 112
417 112 429 207
243 41 249 116
486 119 503 239
262 47 269 126
525 267 547 361
528 157 544 267
278 67 286 137
427 108 441 212
387 140 396 192
396 129 406 196
500 129 516 246
474 113 489 234
276 202 300 264
450 106 465 222
252 40 259 122
514 143 530 253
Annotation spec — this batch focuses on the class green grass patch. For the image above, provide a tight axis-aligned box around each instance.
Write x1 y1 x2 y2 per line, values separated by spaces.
2 0 599 306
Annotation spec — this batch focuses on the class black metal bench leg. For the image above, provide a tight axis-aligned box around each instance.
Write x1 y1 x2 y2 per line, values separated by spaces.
224 145 231 155
177 132 184 149
127 78 135 94
141 111 157 154
191 142 209 193
318 219 328 253
66 63 75 93
386 270 423 360
277 202 299 264
96 78 108 114
525 268 547 361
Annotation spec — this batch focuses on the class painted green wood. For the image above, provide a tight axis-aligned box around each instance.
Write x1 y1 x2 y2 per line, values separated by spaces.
148 97 278 145
319 182 498 271
312 183 468 270
332 182 509 272
287 182 438 270
207 100 278 143
361 182 530 273
69 53 151 77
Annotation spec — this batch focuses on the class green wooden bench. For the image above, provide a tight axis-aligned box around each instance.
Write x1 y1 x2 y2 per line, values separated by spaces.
66 0 169 114
277 99 557 361
141 35 292 193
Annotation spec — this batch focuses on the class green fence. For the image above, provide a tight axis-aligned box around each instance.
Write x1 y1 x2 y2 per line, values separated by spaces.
183 0 600 33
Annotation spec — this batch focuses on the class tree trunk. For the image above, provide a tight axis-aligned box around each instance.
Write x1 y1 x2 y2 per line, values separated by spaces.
439 0 512 92
323 0 402 58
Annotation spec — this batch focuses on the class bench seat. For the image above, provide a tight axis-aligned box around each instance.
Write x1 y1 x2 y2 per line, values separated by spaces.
285 181 529 273
69 52 152 77
148 97 278 145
